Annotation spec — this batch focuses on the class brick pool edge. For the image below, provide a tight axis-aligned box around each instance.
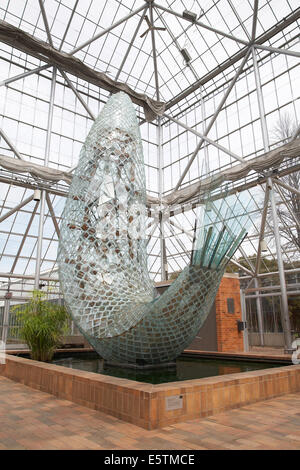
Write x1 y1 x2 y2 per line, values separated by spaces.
1 354 299 429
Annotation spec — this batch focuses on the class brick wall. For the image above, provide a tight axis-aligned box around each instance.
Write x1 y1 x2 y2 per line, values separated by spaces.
215 274 243 352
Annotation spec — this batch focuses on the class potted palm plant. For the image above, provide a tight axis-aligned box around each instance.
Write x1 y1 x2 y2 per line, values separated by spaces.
13 290 69 362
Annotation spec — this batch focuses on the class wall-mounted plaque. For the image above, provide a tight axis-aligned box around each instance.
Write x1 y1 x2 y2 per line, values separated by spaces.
166 395 183 411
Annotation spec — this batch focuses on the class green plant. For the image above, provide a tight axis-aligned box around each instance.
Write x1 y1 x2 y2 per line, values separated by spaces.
13 290 70 362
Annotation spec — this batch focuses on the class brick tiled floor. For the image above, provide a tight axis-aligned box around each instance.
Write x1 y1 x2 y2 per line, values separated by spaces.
0 376 299 450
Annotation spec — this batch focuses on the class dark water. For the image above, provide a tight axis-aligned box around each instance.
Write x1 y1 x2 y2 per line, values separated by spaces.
52 354 283 384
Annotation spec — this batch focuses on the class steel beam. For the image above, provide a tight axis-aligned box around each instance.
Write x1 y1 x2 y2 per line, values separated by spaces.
254 43 300 59
251 0 259 40
0 20 162 117
254 184 270 276
167 222 191 259
115 6 148 81
59 69 96 120
38 0 54 47
9 200 39 273
0 195 34 223
275 178 300 198
169 220 193 240
174 49 251 190
146 221 159 246
34 190 46 290
153 2 248 46
0 272 59 281
44 67 56 167
240 267 300 281
246 291 300 299
230 258 253 276
70 5 145 55
165 8 300 110
228 0 251 41
59 0 79 51
34 68 57 290
157 117 166 280
45 193 60 238
163 113 244 163
149 2 160 101
252 46 270 151
245 283 300 293
268 177 292 349
0 128 26 161
274 182 300 230
0 64 52 87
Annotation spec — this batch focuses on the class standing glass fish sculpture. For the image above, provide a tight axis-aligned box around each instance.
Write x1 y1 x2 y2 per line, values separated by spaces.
58 92 250 365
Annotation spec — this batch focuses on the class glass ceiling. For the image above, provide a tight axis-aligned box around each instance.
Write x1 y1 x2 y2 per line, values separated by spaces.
0 0 299 293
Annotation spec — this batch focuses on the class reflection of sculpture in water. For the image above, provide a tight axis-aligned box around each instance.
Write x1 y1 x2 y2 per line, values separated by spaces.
58 92 251 365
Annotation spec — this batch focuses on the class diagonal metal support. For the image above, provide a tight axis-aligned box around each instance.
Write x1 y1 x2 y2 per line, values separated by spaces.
154 6 194 62
164 113 244 163
153 2 248 46
168 219 193 240
9 200 39 273
147 221 159 246
254 43 300 59
149 2 160 101
34 190 46 290
274 195 300 248
0 128 26 161
230 258 253 276
174 48 251 191
228 0 251 41
59 69 96 120
275 178 300 198
70 5 145 55
165 8 300 110
154 2 210 174
252 46 270 151
274 182 300 231
166 221 191 259
0 64 52 87
46 192 60 238
34 67 57 290
0 195 34 223
251 0 259 40
254 184 270 276
268 177 292 349
38 0 54 47
59 0 79 51
115 6 148 81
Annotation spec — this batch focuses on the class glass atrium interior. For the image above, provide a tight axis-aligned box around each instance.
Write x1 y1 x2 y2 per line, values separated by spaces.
0 0 299 349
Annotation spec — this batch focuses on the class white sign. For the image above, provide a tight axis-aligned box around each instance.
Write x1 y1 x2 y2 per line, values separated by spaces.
165 395 183 411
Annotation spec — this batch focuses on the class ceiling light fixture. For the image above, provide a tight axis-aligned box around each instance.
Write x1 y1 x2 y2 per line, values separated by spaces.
33 189 41 201
180 48 192 64
260 239 268 252
182 10 197 22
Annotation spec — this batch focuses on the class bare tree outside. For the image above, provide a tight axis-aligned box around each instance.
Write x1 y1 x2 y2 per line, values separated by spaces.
272 113 298 145
271 113 300 255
